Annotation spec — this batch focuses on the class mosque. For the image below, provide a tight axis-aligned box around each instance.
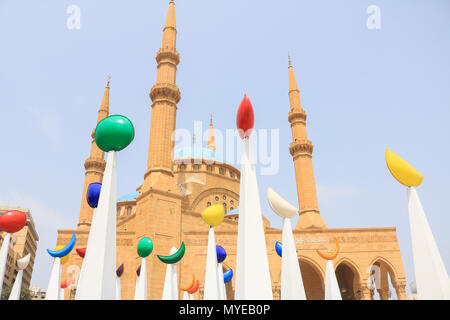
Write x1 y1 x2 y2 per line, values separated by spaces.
56 1 407 300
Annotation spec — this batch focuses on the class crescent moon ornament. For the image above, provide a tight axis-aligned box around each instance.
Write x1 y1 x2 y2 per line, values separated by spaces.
275 241 283 257
47 233 76 258
385 149 424 187
17 253 31 270
316 238 340 260
267 187 298 218
187 279 200 294
157 242 185 264
223 268 233 284
179 274 196 291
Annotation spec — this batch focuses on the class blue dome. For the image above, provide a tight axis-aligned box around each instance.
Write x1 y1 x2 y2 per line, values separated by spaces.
173 146 223 163
118 191 139 202
227 208 239 215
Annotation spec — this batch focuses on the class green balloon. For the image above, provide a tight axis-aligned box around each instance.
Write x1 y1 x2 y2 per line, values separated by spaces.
94 115 135 152
137 237 153 258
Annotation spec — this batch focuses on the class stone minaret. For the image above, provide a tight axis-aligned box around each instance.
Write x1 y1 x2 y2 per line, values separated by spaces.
288 57 327 229
77 78 110 229
207 114 216 152
135 0 183 299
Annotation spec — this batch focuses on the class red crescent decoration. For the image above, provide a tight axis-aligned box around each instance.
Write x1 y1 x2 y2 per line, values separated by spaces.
187 279 200 294
316 238 340 260
0 210 27 233
179 274 196 291
236 94 254 139
76 248 86 258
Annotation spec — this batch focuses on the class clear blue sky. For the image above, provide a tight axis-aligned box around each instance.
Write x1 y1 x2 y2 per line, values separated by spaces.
0 0 449 297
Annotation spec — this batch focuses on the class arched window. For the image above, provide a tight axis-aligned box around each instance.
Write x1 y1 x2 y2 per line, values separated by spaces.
207 165 212 172
219 167 225 175
223 203 227 213
127 207 132 216
207 202 211 207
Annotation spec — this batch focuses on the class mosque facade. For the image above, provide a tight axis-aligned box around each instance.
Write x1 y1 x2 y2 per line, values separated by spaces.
56 1 407 300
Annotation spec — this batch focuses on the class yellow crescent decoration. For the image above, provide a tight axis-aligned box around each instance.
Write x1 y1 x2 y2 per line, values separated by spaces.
385 149 424 187
316 238 340 260
179 274 196 291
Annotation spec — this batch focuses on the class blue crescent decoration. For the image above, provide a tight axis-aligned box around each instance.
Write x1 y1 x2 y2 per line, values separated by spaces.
223 268 233 283
47 232 76 258
275 241 283 257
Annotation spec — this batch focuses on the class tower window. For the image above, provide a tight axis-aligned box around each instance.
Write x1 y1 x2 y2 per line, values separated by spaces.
215 196 219 201
230 200 234 205
223 195 226 200
207 202 211 207
230 171 235 178
127 207 132 216
219 168 225 175
207 165 212 172
180 164 186 171
193 164 200 170
223 203 227 213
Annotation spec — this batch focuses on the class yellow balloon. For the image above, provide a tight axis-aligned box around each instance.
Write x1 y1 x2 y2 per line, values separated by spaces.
201 204 225 227
385 149 424 187
55 245 70 264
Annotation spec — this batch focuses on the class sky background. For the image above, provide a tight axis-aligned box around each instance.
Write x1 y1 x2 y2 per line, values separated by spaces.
0 0 449 298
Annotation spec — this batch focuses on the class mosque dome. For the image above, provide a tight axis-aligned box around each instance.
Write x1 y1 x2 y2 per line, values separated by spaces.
173 146 223 163
117 191 139 202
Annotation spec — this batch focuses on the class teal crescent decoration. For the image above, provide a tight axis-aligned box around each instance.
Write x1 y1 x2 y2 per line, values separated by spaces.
47 233 76 258
157 242 185 264
94 115 135 152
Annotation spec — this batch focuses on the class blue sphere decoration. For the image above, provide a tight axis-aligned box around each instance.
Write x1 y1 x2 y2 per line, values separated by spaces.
216 245 227 263
275 241 282 258
223 268 233 283
87 183 102 208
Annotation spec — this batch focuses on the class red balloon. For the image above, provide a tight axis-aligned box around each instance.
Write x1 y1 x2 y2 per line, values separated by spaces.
236 94 255 139
0 210 27 233
76 248 86 258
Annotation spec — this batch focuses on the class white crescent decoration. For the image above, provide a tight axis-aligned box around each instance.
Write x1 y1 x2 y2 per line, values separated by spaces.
267 187 298 218
17 253 31 270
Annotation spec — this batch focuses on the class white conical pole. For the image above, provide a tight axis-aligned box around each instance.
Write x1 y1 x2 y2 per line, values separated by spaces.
8 269 23 300
60 288 64 300
133 273 140 300
217 262 226 300
162 247 179 300
76 151 117 300
134 258 147 300
407 187 450 299
183 291 188 300
189 293 194 300
235 138 273 300
115 276 121 300
281 217 306 300
204 227 220 299
324 260 342 300
45 258 61 300
0 232 11 297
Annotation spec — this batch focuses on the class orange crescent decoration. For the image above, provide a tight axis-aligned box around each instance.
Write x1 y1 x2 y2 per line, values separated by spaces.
179 274 196 291
316 238 340 260
187 279 200 294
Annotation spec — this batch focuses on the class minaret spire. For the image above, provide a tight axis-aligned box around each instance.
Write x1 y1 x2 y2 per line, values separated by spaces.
208 114 216 152
287 57 327 229
78 77 110 228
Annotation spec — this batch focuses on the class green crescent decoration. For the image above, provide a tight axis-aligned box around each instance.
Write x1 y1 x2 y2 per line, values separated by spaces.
157 242 186 264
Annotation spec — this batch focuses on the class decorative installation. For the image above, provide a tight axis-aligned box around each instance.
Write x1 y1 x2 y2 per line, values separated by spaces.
76 115 134 300
60 272 73 300
187 279 200 300
316 238 341 300
0 210 27 297
267 187 306 300
275 241 283 258
179 274 195 300
8 254 31 300
116 264 124 300
216 245 227 300
160 245 185 300
86 183 102 208
134 237 153 300
385 149 450 299
133 265 141 300
201 204 225 299
45 233 76 300
234 94 273 300
223 268 233 284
